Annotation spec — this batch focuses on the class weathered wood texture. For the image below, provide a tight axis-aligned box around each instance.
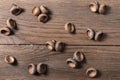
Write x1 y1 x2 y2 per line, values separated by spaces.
0 0 120 45
0 45 120 80
0 0 120 80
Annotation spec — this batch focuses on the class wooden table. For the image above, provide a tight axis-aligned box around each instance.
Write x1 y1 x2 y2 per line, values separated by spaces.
0 0 120 80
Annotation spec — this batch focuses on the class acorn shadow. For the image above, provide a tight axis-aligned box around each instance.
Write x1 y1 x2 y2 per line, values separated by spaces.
104 5 111 15
98 33 107 41
11 58 18 66
95 70 102 78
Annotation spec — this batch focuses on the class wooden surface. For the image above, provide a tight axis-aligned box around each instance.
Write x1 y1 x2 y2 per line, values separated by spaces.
0 0 120 80
0 0 120 45
0 45 120 80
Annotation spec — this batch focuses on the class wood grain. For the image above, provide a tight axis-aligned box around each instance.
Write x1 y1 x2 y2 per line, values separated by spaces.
0 0 120 45
0 45 119 80
0 0 120 80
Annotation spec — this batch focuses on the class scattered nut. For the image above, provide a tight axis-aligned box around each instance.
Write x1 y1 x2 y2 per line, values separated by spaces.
46 40 56 51
37 63 47 74
66 58 77 68
86 68 98 78
6 18 17 29
73 51 84 62
32 7 41 16
28 63 37 75
10 4 23 16
95 31 103 41
87 28 95 40
40 5 49 14
0 27 12 36
55 41 65 52
38 13 49 23
5 55 16 64
99 4 107 14
64 22 75 33
89 1 99 13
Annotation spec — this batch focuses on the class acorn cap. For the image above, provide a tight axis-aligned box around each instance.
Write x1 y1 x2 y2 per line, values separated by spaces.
38 13 49 23
5 55 15 64
99 4 107 14
64 22 75 33
10 4 23 16
40 5 49 14
86 68 98 78
66 58 77 68
28 63 37 75
89 1 99 13
37 63 47 74
46 41 55 51
32 6 41 16
87 28 95 40
0 27 11 36
55 41 65 52
6 18 17 29
73 51 84 62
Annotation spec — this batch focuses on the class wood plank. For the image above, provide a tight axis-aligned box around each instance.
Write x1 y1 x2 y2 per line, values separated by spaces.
0 0 120 45
0 45 119 80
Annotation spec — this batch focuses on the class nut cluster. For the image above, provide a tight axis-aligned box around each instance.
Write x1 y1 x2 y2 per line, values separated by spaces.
46 40 65 52
10 4 24 16
89 1 107 14
87 28 104 41
66 51 99 78
0 4 21 36
32 5 50 23
66 51 85 68
28 63 47 75
0 18 17 36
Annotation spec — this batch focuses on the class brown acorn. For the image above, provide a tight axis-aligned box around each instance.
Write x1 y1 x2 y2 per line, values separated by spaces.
0 27 12 36
89 1 99 13
73 51 84 62
28 63 37 75
5 55 16 64
66 58 77 68
86 68 98 78
37 63 47 74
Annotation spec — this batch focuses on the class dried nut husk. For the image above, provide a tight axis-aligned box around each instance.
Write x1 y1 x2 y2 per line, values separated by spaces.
87 28 95 40
64 22 75 33
95 31 103 41
89 1 99 13
10 4 23 16
32 7 41 16
5 55 15 64
28 63 37 75
38 13 49 23
6 18 17 29
55 41 65 52
86 68 98 78
66 58 77 68
40 5 49 14
0 27 11 36
99 4 107 14
37 63 47 74
73 51 84 62
46 40 55 51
